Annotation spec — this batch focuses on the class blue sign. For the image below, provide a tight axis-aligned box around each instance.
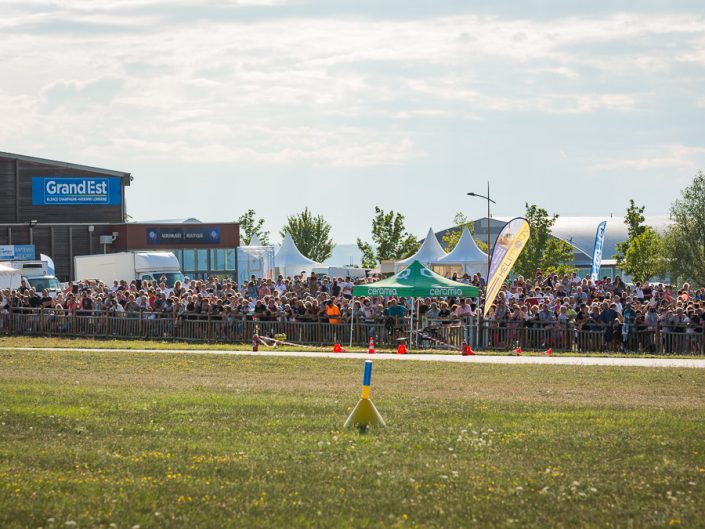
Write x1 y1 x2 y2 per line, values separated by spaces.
590 221 607 282
0 245 36 260
31 177 121 206
146 227 221 245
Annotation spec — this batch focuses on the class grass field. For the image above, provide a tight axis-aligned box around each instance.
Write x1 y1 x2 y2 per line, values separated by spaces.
1 346 705 528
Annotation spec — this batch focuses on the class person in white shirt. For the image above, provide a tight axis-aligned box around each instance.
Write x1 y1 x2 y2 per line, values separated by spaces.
274 277 287 296
159 282 172 298
342 277 353 299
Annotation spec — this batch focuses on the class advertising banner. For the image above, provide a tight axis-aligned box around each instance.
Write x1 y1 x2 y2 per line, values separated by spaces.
589 221 607 282
31 177 121 206
483 217 531 317
146 227 221 245
0 245 36 261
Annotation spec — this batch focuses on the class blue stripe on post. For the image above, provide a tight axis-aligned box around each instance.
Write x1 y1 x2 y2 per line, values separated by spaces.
363 360 372 387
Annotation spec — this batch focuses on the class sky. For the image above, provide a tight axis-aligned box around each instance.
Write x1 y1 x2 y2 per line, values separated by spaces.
2 0 705 244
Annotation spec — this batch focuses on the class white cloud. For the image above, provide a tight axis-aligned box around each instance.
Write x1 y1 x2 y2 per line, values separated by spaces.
593 144 705 171
1 6 704 174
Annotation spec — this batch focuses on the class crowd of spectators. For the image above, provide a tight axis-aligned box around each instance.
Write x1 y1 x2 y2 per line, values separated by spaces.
1 268 703 351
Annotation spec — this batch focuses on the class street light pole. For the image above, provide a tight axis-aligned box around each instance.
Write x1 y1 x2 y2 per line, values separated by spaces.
467 183 496 284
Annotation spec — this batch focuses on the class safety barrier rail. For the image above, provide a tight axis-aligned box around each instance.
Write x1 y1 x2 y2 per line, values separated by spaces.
1 308 703 354
474 320 705 355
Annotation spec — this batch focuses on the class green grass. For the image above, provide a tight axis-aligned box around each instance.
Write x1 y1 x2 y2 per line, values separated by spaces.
1 348 705 528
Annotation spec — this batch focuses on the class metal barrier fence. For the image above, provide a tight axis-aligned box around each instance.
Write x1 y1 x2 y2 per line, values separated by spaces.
474 320 705 355
0 309 413 348
1 309 703 355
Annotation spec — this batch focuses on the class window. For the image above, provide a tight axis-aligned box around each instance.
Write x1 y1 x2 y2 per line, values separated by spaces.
196 249 208 272
226 248 236 270
211 249 226 271
182 249 196 272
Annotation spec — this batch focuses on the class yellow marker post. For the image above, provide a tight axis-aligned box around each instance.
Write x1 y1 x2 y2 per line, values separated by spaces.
344 360 385 430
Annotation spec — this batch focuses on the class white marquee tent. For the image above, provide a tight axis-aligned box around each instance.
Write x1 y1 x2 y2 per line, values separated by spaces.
432 227 488 277
275 233 320 278
395 228 447 270
237 233 275 283
0 262 21 290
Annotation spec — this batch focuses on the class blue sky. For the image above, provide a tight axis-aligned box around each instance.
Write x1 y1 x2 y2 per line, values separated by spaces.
2 0 704 243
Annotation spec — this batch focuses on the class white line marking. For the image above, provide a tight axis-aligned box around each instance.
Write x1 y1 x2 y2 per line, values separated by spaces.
3 347 705 368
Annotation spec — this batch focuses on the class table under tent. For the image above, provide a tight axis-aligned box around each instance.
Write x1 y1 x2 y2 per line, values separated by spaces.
350 261 481 351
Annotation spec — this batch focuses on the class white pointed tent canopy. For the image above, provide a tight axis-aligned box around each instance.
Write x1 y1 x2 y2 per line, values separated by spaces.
395 228 447 270
433 227 488 277
274 233 321 278
248 233 262 246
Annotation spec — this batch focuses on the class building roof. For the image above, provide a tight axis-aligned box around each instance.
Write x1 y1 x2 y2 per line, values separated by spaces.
549 216 671 261
136 218 202 224
0 151 132 181
439 216 672 266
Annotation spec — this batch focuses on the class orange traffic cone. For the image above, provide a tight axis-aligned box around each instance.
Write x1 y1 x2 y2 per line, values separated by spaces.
397 343 407 354
515 347 522 356
333 343 342 353
368 337 376 354
462 343 474 356
545 348 553 356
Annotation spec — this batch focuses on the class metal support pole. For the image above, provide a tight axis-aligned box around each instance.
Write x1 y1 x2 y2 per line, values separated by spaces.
487 181 491 281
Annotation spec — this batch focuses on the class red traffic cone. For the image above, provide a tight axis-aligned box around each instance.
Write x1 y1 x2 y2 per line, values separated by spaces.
545 348 553 356
397 343 407 354
515 347 522 356
463 344 475 356
368 337 376 354
333 343 342 353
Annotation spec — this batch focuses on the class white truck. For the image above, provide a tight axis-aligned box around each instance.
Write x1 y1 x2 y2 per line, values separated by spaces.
74 251 184 287
10 260 62 296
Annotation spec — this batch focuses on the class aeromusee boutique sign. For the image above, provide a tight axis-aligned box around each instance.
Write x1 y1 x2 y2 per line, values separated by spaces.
31 177 121 206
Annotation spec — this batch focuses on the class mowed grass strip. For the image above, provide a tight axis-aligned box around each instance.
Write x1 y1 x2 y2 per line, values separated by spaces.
4 335 703 358
1 350 704 529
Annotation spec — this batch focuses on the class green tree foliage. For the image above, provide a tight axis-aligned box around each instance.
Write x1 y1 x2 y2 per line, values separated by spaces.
236 209 270 245
513 203 575 278
622 227 664 284
357 207 420 268
280 207 334 263
662 171 705 286
614 200 646 264
441 212 488 252
614 200 664 283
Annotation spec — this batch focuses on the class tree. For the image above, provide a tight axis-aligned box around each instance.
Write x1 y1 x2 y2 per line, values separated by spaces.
622 227 664 283
614 200 665 283
237 209 270 245
441 211 488 252
280 207 334 262
513 203 575 278
614 200 646 264
357 207 420 268
662 171 705 286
